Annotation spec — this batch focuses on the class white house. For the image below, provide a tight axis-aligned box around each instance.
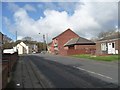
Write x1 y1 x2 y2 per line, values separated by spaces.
16 42 29 54
16 41 38 54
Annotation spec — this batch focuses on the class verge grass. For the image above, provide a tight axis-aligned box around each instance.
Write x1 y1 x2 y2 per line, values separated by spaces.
72 54 119 61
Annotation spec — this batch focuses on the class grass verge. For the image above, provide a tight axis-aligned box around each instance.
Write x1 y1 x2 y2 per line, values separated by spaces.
72 54 119 62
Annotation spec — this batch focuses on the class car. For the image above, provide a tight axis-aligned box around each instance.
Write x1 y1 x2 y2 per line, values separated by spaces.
41 51 47 54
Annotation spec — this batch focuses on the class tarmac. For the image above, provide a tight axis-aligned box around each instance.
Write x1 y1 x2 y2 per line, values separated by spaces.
5 55 53 89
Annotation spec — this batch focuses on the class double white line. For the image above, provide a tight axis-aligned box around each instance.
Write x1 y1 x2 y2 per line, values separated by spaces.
73 66 113 79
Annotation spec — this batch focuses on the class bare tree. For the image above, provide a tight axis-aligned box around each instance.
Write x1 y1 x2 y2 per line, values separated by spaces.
22 36 33 41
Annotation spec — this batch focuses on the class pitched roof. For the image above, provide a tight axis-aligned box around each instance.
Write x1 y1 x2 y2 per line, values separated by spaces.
52 28 79 40
48 41 52 46
98 33 120 41
64 37 95 46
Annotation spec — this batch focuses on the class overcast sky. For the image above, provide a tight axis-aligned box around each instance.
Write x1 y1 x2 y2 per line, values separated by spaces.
1 0 118 42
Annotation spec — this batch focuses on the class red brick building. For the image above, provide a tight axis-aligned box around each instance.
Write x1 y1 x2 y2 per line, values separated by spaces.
50 28 79 55
64 37 96 55
96 33 120 55
48 28 96 55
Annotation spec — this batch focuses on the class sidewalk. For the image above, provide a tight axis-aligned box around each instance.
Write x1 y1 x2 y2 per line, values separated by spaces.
5 56 52 89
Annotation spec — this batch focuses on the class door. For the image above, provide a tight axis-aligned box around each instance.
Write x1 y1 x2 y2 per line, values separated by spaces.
107 42 115 54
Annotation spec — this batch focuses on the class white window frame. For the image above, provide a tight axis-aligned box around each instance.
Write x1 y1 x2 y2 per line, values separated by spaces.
101 43 107 51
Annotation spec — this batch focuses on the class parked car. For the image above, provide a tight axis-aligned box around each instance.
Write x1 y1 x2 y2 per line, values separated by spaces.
41 51 47 54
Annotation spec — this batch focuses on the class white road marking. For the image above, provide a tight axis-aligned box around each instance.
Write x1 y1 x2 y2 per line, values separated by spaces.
73 66 113 79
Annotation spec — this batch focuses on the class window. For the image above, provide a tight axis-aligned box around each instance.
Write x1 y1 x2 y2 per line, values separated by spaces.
101 43 107 51
54 43 58 47
68 45 74 49
112 43 115 48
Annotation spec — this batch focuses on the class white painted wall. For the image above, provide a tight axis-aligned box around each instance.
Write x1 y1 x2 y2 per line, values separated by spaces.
107 42 115 54
17 44 23 54
16 42 29 54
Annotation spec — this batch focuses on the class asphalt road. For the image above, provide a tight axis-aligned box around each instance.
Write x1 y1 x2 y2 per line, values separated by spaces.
24 53 119 88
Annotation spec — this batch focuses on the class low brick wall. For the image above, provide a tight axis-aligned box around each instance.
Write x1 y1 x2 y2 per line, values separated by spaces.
66 49 96 55
2 65 8 89
2 52 19 89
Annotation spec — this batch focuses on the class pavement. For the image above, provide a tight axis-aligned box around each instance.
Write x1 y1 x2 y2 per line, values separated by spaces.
5 53 119 89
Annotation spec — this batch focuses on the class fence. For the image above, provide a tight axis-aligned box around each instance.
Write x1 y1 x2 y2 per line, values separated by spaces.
2 52 19 89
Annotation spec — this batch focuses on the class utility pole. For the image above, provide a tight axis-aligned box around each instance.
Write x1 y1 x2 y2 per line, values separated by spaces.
15 31 18 52
43 34 46 51
46 33 48 51
16 31 17 41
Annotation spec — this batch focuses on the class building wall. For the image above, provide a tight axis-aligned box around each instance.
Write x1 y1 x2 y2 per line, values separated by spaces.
66 49 92 55
63 44 96 55
96 42 102 55
96 39 120 55
0 33 3 45
118 39 120 54
0 33 3 49
53 30 79 55
75 45 96 50
0 33 3 63
3 35 12 44
48 43 54 53
17 42 28 54
17 44 23 54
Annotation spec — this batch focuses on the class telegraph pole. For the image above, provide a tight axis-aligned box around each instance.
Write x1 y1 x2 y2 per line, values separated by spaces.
43 34 46 51
15 31 18 52
16 31 17 41
46 33 48 51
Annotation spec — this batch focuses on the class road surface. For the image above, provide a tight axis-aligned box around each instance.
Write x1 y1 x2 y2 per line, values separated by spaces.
24 54 118 88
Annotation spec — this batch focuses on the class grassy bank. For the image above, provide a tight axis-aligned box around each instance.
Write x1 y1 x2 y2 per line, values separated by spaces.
72 54 119 62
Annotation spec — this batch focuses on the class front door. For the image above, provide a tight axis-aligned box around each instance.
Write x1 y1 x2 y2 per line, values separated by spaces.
107 42 115 54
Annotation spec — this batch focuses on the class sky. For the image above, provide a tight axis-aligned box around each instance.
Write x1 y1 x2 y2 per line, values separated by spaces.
1 0 118 42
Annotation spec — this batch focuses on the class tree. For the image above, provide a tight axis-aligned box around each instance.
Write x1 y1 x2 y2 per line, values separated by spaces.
97 30 120 39
2 42 14 49
22 36 33 41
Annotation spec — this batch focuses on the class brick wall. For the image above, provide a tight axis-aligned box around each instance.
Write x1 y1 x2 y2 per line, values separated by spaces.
2 52 18 88
96 42 103 55
66 45 96 56
50 29 97 56
118 39 120 54
57 30 79 55
75 45 96 50
96 39 120 55
0 33 3 58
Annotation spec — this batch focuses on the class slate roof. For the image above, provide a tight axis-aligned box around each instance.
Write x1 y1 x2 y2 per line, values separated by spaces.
48 42 52 46
98 33 120 41
64 37 95 46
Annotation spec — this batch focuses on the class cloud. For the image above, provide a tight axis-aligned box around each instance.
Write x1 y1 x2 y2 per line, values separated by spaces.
37 2 80 16
3 2 118 42
24 4 36 12
3 16 16 34
7 2 20 12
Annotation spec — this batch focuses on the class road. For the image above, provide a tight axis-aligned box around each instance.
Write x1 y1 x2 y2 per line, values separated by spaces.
20 53 118 88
